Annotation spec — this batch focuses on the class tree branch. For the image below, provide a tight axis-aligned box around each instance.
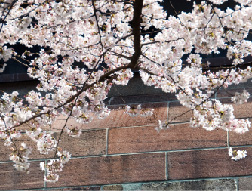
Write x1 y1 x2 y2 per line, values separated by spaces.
128 0 143 68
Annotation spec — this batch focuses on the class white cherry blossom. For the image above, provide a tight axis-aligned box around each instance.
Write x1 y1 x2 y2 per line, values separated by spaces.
0 0 252 183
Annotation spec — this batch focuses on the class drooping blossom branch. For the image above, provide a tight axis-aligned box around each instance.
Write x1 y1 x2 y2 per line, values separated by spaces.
0 0 252 182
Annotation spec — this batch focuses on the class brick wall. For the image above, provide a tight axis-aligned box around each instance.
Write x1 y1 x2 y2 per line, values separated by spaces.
1 81 252 190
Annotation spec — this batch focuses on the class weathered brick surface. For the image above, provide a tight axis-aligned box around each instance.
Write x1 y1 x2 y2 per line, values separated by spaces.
0 161 44 190
0 135 55 161
0 129 106 161
232 101 252 119
238 177 252 190
47 153 165 187
50 103 167 131
108 124 227 154
167 148 252 180
217 97 252 119
0 140 12 161
79 102 167 130
4 81 252 190
58 129 106 157
168 97 252 124
229 123 252 146
168 102 193 123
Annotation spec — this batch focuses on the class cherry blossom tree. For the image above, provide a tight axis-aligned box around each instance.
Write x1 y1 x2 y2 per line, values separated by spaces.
0 0 252 182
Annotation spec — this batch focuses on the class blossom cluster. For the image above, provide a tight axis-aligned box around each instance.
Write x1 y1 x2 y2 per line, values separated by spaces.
231 90 250 104
0 0 252 183
9 143 32 173
40 149 71 183
125 104 154 117
229 147 247 161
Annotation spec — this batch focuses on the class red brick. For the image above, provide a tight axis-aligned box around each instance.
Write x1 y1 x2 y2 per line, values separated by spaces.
47 153 165 187
217 98 252 119
58 129 106 156
50 116 68 131
0 161 44 190
168 102 193 123
0 134 54 160
0 140 13 161
0 135 54 161
108 124 227 154
37 129 105 158
80 102 167 130
0 129 106 162
167 148 252 180
232 102 252 119
229 121 252 146
167 96 252 124
25 103 167 131
168 96 252 124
